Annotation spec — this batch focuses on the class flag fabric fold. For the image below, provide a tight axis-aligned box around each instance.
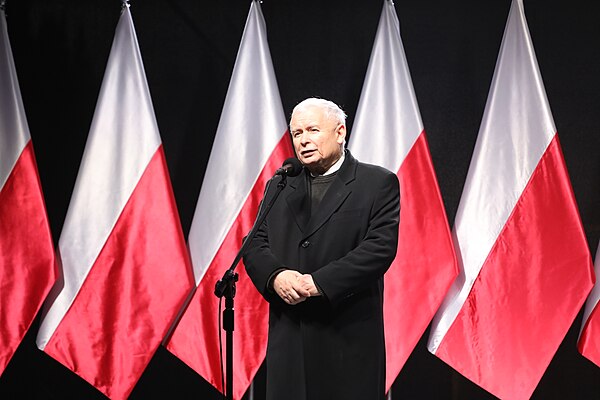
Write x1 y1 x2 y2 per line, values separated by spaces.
348 0 457 391
164 2 293 399
0 7 56 377
427 1 594 398
579 241 600 367
35 5 194 399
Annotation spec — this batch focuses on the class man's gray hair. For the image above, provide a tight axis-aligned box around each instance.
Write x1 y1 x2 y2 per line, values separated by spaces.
292 98 347 125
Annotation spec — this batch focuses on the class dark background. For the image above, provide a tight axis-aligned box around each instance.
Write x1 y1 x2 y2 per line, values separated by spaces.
1 0 599 398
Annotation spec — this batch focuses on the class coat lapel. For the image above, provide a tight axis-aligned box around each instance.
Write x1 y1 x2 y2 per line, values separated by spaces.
286 172 310 233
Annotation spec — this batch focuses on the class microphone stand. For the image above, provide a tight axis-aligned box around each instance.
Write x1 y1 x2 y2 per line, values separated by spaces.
214 173 290 400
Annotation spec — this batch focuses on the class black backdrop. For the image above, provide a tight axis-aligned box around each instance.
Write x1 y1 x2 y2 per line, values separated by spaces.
1 0 600 398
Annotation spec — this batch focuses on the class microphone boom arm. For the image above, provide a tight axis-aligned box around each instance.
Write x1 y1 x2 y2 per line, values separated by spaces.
214 174 287 297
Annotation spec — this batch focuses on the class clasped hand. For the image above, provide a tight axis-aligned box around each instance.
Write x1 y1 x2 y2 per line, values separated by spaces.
272 270 321 305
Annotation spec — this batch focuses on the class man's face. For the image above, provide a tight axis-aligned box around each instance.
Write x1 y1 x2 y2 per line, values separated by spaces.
290 105 346 174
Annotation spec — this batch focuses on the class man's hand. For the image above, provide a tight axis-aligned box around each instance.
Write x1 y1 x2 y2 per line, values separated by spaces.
272 270 311 305
298 274 321 297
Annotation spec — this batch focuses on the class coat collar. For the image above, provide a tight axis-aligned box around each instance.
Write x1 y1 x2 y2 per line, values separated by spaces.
285 150 357 237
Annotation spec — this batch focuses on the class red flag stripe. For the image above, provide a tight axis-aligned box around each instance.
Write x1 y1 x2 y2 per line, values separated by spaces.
0 142 56 375
434 136 593 399
383 132 457 388
42 147 193 399
166 134 293 399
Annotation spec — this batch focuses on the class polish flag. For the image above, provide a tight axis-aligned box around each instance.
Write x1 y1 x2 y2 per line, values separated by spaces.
348 0 457 390
579 241 600 367
0 7 56 376
35 5 194 399
427 1 594 398
164 2 293 399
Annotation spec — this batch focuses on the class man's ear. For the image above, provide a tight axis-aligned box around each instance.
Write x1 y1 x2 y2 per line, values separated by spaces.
336 124 347 144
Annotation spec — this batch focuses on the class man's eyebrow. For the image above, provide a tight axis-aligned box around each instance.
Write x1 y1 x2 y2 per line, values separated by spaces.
292 123 319 130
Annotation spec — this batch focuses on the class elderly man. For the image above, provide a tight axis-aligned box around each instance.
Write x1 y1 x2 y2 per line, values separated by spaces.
244 98 400 400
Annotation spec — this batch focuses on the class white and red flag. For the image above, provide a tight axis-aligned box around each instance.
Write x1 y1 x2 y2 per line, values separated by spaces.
427 0 594 398
164 1 293 399
35 5 194 399
0 7 56 376
348 0 457 391
579 241 600 367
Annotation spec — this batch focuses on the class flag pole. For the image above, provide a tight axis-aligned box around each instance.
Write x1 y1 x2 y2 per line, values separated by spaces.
247 380 255 400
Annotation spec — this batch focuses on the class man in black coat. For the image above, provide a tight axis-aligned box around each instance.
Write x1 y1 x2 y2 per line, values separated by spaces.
244 98 400 400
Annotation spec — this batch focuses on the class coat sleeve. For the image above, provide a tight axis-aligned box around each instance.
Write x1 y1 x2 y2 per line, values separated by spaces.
243 196 287 303
311 171 400 307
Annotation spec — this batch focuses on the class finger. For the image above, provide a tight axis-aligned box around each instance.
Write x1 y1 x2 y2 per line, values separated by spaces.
289 296 307 305
280 287 308 305
294 284 312 297
287 288 304 301
290 280 311 296
278 289 297 303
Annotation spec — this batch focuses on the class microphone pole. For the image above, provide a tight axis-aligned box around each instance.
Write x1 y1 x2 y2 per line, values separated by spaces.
214 160 299 400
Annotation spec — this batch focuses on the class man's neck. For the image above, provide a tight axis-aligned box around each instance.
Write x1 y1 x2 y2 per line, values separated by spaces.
308 150 345 177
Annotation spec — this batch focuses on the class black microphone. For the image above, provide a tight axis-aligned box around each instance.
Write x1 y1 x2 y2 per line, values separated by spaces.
275 157 303 177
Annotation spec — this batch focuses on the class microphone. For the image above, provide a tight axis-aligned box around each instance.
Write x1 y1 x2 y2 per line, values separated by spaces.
275 157 303 177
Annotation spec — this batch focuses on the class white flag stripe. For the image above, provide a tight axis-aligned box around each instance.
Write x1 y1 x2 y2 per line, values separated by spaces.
350 1 422 172
37 7 161 348
188 5 287 283
580 241 600 338
428 0 555 351
0 10 29 191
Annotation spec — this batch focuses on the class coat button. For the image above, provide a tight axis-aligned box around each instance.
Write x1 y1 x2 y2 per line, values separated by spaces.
301 240 310 248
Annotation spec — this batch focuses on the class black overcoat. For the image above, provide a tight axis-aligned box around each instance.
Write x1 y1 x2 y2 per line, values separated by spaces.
244 151 400 400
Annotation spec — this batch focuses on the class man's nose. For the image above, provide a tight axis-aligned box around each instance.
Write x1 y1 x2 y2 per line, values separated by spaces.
299 131 310 145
